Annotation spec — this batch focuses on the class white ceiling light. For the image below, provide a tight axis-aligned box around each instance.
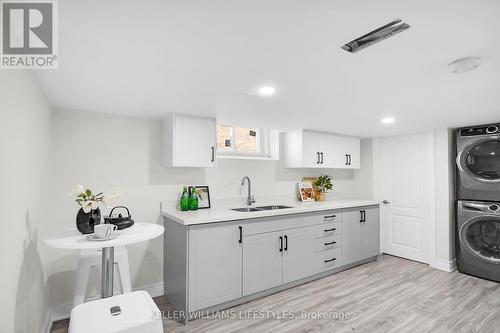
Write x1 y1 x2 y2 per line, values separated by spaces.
448 56 481 74
382 117 395 125
247 85 276 97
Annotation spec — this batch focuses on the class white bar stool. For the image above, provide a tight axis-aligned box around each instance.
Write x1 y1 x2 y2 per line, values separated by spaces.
73 245 131 307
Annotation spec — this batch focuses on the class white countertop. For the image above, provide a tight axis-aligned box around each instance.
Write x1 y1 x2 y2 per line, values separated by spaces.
43 223 165 250
161 199 379 225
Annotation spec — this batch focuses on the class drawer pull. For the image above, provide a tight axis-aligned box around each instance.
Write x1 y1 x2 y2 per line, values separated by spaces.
324 258 337 263
324 241 336 246
324 215 336 220
324 228 336 232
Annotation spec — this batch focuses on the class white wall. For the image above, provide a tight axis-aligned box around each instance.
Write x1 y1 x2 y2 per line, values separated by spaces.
0 71 52 333
434 128 456 264
45 109 373 311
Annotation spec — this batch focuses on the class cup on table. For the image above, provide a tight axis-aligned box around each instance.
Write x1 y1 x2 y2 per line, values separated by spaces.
94 224 118 239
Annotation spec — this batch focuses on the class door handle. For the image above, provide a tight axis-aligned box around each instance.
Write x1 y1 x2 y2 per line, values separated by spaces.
383 200 391 205
211 146 215 162
284 235 288 251
238 226 242 244
320 152 324 164
279 236 283 252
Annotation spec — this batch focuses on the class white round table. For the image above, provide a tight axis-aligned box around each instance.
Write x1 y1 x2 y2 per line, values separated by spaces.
43 223 164 298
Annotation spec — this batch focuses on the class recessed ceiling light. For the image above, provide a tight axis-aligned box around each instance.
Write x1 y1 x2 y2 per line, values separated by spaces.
382 117 395 124
247 85 276 97
257 86 275 96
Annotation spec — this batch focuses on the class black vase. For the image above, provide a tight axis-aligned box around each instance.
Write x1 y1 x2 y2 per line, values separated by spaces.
76 208 101 234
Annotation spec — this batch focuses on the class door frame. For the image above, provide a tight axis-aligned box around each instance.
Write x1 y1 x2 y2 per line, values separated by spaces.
373 131 436 266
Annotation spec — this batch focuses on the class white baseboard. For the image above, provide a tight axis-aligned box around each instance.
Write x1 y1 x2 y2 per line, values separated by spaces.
44 282 164 333
430 258 457 272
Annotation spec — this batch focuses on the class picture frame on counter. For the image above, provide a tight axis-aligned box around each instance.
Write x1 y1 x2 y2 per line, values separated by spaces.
188 185 211 209
297 182 315 202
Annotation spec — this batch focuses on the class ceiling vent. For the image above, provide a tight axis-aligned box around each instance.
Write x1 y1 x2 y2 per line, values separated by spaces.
341 19 410 53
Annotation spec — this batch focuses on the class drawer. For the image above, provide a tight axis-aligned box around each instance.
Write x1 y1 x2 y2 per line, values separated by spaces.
315 210 342 224
314 222 342 239
315 234 342 252
316 248 343 273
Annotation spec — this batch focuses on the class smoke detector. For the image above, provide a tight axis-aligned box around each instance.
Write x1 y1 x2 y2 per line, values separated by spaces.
448 57 481 74
341 19 410 53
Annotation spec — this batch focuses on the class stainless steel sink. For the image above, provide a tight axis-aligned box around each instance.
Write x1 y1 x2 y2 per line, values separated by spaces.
255 205 294 210
231 207 262 212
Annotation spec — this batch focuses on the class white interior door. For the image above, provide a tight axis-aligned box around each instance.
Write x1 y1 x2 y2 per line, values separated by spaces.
374 132 435 264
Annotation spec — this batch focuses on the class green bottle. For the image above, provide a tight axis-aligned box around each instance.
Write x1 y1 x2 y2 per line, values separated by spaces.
188 188 199 210
180 186 189 211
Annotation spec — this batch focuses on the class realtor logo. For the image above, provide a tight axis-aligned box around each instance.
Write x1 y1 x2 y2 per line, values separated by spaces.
1 0 58 69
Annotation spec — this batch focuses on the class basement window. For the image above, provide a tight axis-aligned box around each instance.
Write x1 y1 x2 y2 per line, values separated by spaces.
216 125 279 160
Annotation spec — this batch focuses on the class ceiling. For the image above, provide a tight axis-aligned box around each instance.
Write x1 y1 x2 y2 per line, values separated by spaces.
35 0 500 137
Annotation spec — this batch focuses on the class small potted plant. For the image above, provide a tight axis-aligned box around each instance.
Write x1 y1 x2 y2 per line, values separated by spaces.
314 175 333 202
70 185 119 234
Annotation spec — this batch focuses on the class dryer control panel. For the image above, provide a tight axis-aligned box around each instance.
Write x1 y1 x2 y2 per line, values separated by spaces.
460 123 500 137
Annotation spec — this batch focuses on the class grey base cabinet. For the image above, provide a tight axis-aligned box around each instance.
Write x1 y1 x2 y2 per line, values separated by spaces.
343 206 380 266
164 204 379 316
243 231 283 296
188 224 242 311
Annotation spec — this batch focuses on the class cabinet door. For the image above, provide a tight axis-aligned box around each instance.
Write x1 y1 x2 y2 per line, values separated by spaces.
243 231 283 296
362 207 380 258
188 224 242 311
302 130 321 167
334 136 360 169
283 226 318 283
170 114 216 167
321 133 343 168
342 209 363 265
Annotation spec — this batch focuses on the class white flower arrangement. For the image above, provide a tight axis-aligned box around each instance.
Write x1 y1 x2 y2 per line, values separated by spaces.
70 185 120 213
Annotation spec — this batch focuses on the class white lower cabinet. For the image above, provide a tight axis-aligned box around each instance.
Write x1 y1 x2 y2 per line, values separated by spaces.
188 224 242 311
282 226 318 283
343 206 380 266
242 231 283 296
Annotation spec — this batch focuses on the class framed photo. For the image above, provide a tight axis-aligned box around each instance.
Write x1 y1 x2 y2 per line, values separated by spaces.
297 182 315 202
188 185 211 209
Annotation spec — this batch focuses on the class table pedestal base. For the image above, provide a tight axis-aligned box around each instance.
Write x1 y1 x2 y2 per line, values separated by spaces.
101 247 114 298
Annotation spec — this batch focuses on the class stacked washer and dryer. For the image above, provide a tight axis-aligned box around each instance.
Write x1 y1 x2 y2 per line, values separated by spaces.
456 123 500 281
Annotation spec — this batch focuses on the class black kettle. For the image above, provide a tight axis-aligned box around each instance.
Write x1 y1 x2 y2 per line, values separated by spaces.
104 206 135 230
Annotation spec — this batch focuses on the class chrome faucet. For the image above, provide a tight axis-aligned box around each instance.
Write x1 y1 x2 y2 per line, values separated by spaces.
241 176 256 206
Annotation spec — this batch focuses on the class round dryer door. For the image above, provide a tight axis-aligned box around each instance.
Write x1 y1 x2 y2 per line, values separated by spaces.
460 216 500 263
462 139 500 181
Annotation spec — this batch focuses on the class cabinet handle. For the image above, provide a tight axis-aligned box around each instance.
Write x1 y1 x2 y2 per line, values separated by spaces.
361 210 366 222
345 154 348 165
348 154 351 165
238 226 242 243
316 152 320 164
360 210 363 223
324 241 336 246
324 228 336 232
279 236 283 252
211 146 215 162
284 235 288 251
320 152 324 164
324 258 337 263
324 214 336 220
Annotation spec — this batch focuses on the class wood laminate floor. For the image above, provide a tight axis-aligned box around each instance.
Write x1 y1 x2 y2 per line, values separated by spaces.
51 255 500 333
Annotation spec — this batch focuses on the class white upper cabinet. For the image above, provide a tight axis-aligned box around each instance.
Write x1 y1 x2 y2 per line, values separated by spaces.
284 130 360 169
163 113 216 168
